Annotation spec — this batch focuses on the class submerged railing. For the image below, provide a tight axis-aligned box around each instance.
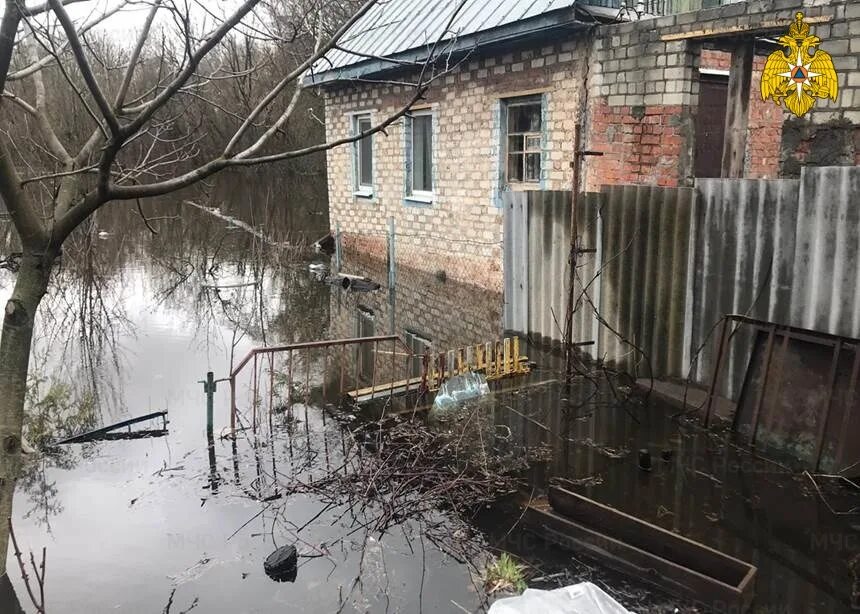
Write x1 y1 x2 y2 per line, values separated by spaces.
228 334 531 434
229 335 409 432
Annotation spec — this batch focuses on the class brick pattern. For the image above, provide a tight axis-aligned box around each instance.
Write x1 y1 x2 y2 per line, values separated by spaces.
322 40 590 292
325 245 504 386
588 103 690 187
319 0 859 278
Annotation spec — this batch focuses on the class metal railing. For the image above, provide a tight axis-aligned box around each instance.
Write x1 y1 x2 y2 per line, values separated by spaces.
228 334 532 433
229 335 413 432
583 0 740 17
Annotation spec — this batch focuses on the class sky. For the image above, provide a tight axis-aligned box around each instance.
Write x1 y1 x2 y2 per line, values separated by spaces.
3 0 248 40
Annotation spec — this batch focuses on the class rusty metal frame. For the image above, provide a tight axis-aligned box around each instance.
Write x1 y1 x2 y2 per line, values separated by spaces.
708 314 860 471
229 335 402 433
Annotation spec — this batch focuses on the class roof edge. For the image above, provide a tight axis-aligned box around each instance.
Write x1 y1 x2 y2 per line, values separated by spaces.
302 7 583 87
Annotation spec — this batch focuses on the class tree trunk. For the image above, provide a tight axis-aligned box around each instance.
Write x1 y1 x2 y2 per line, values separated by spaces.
0 252 53 578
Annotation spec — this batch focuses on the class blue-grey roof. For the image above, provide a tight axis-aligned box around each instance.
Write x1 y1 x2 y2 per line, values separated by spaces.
304 0 579 85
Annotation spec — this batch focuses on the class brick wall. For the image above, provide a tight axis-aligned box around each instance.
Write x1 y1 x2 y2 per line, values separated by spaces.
585 0 860 188
319 0 859 290
322 39 590 292
325 245 504 389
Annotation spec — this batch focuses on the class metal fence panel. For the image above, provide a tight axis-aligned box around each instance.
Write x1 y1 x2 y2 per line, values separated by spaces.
791 165 860 339
690 178 801 397
503 191 600 349
598 184 695 378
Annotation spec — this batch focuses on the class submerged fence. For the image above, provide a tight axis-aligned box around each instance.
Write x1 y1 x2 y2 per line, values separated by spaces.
504 165 860 397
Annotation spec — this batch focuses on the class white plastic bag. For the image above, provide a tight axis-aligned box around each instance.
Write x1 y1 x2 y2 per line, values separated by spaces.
487 582 634 614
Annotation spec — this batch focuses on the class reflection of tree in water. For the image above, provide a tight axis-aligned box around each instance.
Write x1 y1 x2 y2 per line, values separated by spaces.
18 374 97 528
2 178 330 524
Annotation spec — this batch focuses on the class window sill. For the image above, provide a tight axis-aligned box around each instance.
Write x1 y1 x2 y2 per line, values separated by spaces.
505 182 542 192
354 189 375 200
404 194 434 206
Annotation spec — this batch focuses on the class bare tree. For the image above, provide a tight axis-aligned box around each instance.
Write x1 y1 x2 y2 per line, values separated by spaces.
0 0 464 576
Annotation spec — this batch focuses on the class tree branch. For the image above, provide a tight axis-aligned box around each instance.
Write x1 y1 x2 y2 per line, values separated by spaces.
114 0 162 110
0 0 23 95
223 0 379 157
0 137 48 247
48 0 121 135
121 0 261 138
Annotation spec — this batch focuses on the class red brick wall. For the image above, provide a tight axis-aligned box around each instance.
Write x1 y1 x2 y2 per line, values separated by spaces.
699 49 783 179
587 103 690 188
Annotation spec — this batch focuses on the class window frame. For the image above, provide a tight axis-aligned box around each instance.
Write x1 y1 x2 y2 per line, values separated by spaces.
404 108 435 205
409 110 434 201
352 113 374 198
503 96 544 186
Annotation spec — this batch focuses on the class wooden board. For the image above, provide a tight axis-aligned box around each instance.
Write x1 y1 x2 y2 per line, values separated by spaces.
521 488 756 612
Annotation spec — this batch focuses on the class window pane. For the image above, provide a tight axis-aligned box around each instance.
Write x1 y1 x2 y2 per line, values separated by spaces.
525 135 541 151
507 154 524 182
356 117 373 187
508 103 541 133
508 135 523 153
412 115 433 192
525 153 541 182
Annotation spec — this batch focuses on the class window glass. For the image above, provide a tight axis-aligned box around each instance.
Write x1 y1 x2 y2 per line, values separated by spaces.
412 114 433 193
356 116 373 188
504 99 542 184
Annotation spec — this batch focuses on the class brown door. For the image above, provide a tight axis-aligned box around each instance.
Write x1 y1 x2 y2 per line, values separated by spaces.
694 75 729 178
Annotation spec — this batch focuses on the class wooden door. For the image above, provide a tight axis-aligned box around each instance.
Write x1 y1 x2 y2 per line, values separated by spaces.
694 75 729 178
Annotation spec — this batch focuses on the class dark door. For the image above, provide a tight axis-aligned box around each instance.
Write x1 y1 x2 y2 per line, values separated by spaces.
694 75 729 178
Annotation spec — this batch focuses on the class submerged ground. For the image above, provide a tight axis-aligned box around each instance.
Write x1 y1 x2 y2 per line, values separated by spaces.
0 188 857 613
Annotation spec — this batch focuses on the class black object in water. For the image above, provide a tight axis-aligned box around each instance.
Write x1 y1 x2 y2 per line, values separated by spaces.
264 544 298 582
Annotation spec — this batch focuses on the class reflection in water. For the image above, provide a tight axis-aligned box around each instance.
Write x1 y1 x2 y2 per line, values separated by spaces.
1 175 855 613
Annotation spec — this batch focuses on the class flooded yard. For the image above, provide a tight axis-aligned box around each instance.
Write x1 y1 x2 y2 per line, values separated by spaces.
1 189 857 613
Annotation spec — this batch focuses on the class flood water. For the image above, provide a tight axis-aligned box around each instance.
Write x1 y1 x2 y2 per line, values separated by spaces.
1 176 858 613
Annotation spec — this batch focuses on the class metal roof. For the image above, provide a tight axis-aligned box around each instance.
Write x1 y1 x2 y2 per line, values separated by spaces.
304 0 579 85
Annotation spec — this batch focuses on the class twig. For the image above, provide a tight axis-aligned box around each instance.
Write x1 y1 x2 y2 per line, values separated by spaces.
8 519 46 613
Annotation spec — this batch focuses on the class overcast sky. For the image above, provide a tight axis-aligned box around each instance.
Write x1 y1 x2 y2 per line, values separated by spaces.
4 0 247 40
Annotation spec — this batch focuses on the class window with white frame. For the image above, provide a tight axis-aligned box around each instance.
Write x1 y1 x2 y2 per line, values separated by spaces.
406 110 434 200
352 114 373 195
504 96 543 184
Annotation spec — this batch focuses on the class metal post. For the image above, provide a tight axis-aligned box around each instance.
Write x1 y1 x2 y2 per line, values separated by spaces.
335 222 342 273
202 371 215 435
388 216 396 335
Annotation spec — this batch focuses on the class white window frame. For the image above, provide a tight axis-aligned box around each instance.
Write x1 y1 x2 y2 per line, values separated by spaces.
406 109 435 203
352 113 374 198
503 96 544 186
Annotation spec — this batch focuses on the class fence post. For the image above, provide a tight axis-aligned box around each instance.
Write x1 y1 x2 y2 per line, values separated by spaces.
387 216 396 334
201 371 215 435
335 222 342 273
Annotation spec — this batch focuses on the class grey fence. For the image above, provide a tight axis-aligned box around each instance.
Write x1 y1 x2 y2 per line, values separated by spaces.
502 190 600 348
504 166 860 397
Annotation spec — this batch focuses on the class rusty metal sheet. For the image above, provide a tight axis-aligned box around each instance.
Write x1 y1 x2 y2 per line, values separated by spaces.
727 317 860 473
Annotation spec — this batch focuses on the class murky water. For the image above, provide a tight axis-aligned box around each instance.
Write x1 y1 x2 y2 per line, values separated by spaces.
1 182 858 613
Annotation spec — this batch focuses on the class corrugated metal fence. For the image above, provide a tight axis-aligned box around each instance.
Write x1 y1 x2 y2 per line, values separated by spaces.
502 190 600 348
504 165 860 396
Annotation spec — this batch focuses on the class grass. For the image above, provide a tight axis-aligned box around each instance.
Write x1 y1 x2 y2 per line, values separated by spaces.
484 552 528 595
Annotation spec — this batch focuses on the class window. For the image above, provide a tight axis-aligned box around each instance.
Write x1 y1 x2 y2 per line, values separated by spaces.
504 97 543 184
406 111 434 200
356 306 375 381
353 114 373 195
404 329 432 377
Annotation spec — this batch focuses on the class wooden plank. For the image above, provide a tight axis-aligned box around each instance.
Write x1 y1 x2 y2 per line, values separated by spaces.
721 39 753 178
523 504 755 612
540 488 756 611
660 15 831 41
54 411 168 445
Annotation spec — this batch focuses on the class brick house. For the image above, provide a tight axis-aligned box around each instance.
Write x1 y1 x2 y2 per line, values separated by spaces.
304 0 860 293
